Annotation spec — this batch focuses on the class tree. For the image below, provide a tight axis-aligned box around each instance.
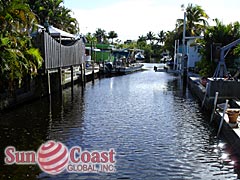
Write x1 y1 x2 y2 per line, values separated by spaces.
196 20 240 76
27 0 79 34
0 0 42 92
137 35 146 43
163 30 179 58
146 31 155 44
85 32 97 46
0 0 37 35
176 3 209 37
94 28 107 43
161 4 209 71
157 30 166 45
56 6 79 34
137 35 147 49
107 31 118 44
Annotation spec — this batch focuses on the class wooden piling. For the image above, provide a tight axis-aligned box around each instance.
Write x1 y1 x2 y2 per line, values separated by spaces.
217 99 229 137
201 83 209 109
92 62 95 81
210 92 219 123
47 70 51 95
71 66 74 99
80 64 83 83
71 66 74 88
58 67 63 93
83 63 86 84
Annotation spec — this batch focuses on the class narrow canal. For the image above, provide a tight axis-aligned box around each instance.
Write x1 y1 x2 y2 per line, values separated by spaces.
0 63 239 179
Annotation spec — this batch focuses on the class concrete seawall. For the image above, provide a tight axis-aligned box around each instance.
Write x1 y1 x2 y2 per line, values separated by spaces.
188 76 240 110
188 75 240 156
0 69 99 111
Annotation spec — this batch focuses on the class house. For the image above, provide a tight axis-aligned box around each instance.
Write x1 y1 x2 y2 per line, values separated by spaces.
173 38 202 71
186 39 202 69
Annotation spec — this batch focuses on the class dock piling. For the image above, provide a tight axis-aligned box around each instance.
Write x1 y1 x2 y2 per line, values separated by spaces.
80 64 83 84
71 66 74 88
47 70 51 95
201 83 209 109
83 63 86 84
58 67 63 93
217 99 229 137
92 63 95 81
210 92 219 123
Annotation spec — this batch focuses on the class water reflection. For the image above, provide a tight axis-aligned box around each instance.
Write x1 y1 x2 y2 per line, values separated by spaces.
0 64 240 179
0 85 85 179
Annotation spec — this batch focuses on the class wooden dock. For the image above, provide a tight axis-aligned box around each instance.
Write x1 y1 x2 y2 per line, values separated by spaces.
63 66 99 85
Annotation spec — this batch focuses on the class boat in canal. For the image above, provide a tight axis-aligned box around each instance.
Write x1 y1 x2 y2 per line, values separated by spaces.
100 48 144 74
100 62 144 74
115 63 144 74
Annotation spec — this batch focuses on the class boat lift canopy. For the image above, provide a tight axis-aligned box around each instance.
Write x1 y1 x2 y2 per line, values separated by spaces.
48 26 75 38
35 24 75 39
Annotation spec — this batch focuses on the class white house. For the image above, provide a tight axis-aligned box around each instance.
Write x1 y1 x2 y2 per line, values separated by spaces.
186 39 202 68
173 38 202 71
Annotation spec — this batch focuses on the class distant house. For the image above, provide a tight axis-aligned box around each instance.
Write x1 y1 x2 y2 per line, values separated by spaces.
174 38 202 71
186 39 202 69
85 43 115 63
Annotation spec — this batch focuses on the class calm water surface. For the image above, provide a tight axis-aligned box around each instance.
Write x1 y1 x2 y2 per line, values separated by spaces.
0 63 240 179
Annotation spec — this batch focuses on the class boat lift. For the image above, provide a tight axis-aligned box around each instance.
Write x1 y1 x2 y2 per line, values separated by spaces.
213 38 240 78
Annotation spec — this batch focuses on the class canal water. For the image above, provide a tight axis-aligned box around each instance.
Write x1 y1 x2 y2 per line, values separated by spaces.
0 63 239 179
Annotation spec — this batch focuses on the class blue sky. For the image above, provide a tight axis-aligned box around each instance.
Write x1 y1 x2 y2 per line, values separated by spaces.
63 0 240 41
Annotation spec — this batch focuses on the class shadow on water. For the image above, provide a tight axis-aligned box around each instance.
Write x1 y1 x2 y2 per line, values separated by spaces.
0 84 85 179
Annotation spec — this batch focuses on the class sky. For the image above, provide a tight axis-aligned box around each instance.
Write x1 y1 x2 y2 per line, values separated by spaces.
63 0 240 41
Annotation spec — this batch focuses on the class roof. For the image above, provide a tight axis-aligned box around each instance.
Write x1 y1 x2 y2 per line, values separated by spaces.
48 26 75 38
35 24 75 39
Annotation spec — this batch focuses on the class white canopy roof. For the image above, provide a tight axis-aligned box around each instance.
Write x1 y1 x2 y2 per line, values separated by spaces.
36 24 75 38
48 26 75 38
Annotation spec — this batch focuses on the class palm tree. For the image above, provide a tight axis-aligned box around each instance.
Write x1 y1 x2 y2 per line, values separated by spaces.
107 31 118 44
55 6 79 34
157 30 166 45
28 0 79 34
176 3 209 37
146 31 155 44
137 35 147 43
94 28 106 43
163 30 179 58
136 35 147 50
85 32 97 45
115 39 122 44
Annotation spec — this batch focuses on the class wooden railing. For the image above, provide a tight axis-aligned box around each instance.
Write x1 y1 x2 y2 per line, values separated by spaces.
34 31 85 71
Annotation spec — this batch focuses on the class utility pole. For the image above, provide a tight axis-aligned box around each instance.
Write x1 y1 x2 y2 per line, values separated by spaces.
182 6 188 78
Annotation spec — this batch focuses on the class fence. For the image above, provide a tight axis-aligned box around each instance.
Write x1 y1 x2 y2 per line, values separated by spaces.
35 31 85 71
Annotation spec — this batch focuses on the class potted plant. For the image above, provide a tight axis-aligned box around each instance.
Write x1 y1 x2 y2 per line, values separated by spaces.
226 109 240 123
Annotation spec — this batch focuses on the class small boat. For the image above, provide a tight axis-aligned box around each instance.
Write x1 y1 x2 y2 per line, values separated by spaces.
116 63 144 74
99 48 145 75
